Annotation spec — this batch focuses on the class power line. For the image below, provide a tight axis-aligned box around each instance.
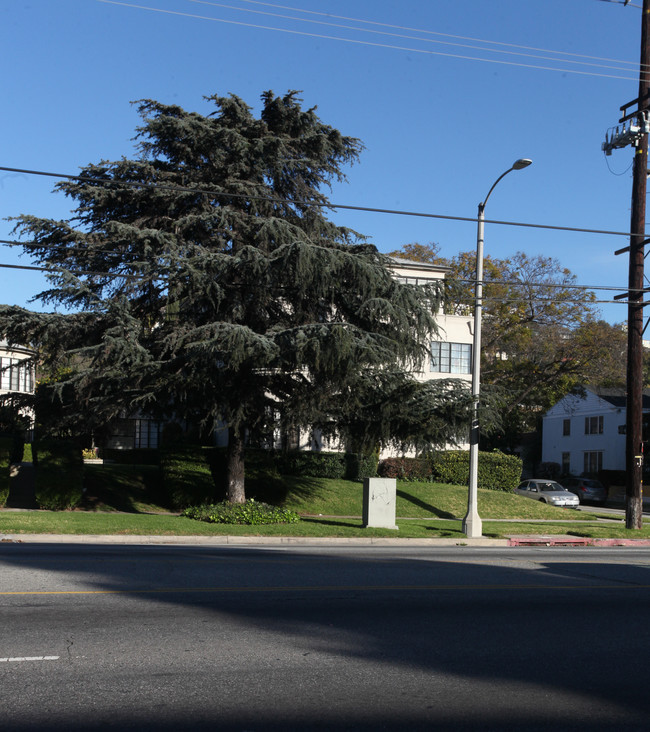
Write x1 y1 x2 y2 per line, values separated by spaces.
97 0 641 82
0 259 633 309
0 259 632 306
185 0 643 75
0 262 144 280
239 0 644 67
0 165 639 238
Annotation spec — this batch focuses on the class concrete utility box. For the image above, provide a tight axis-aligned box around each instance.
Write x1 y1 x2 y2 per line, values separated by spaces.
363 477 398 530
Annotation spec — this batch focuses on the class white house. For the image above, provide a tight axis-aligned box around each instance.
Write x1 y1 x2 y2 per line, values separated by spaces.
541 387 650 474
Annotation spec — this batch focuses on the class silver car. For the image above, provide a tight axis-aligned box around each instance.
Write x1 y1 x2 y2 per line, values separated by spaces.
514 479 580 508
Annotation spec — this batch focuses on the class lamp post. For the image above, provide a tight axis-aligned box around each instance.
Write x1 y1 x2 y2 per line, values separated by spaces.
462 158 532 539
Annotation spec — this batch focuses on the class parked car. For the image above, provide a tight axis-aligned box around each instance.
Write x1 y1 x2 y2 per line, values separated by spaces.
514 479 580 508
561 477 607 505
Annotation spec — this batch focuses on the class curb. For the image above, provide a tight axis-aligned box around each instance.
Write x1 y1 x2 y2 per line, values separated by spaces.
3 534 650 548
0 533 507 547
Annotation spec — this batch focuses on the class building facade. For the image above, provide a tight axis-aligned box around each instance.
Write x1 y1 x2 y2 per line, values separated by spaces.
541 387 650 475
0 340 35 398
0 340 36 438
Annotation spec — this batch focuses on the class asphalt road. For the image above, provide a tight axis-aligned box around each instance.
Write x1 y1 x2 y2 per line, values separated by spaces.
2 543 650 731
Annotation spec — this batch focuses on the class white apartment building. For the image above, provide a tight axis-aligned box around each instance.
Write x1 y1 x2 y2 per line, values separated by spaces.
0 340 35 399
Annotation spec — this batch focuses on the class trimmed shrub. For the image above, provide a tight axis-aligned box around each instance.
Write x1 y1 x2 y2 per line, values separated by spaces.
0 436 12 507
161 445 222 510
101 448 161 466
276 450 347 479
538 462 562 480
275 450 377 481
345 452 378 481
378 457 432 482
33 439 83 510
598 469 625 489
182 499 299 525
430 450 522 492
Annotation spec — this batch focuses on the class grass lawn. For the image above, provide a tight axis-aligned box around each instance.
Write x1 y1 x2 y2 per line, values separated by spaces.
1 463 645 539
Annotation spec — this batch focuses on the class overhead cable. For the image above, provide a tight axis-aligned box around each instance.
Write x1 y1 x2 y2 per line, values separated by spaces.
187 0 644 75
96 0 640 81
0 165 639 238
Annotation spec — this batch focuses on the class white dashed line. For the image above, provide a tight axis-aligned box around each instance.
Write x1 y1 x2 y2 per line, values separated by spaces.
0 656 59 662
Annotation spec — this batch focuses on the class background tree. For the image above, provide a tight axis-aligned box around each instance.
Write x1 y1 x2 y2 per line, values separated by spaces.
2 92 468 502
389 242 606 450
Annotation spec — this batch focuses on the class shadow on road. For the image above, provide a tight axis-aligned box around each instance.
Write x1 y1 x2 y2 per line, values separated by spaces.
1 543 650 730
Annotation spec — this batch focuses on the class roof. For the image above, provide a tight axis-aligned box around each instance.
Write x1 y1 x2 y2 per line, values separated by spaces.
387 256 451 274
589 386 650 410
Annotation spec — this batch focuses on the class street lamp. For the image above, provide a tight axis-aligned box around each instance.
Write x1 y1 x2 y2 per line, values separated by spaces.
462 158 532 539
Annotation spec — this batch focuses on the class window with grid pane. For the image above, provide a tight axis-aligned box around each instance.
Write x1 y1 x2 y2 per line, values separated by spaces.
430 342 471 374
584 416 604 435
583 451 602 474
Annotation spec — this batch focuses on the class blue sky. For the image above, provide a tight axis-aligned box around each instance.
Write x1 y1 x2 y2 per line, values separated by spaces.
0 0 645 323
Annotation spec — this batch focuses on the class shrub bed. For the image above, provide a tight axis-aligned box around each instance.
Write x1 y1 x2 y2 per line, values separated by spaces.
182 499 300 525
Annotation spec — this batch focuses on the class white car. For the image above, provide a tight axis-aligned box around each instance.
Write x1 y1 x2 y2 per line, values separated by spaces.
514 479 580 508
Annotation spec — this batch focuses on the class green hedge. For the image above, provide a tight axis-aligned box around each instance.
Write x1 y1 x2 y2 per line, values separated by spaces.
598 470 625 488
377 457 432 482
0 437 12 507
101 448 161 466
430 450 522 492
33 439 84 510
275 450 377 481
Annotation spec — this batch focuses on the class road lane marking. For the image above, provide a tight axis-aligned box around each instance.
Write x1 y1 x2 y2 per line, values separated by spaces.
0 656 59 662
1 583 650 596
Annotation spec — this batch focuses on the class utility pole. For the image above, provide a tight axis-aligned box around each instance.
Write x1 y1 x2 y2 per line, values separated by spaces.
605 1 650 528
626 0 650 529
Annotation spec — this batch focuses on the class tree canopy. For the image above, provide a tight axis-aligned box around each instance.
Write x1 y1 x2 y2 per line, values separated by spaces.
2 92 469 501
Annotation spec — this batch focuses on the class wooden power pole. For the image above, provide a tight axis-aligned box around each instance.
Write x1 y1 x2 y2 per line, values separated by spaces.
625 0 650 529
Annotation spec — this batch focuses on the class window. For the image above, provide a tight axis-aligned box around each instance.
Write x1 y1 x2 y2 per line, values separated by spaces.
430 342 472 374
562 452 570 474
585 416 604 435
584 451 603 474
0 356 34 393
134 419 162 449
563 419 571 436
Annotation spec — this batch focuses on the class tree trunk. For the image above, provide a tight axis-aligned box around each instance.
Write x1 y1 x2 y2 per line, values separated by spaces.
227 426 246 504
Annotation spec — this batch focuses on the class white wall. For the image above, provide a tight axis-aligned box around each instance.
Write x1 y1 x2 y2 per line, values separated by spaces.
0 341 35 397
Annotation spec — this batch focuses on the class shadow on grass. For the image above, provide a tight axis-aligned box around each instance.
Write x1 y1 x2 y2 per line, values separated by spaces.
299 517 362 529
397 489 456 520
251 474 330 506
81 464 168 514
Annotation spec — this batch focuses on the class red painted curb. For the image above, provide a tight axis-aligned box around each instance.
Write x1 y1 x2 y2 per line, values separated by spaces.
507 536 650 547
